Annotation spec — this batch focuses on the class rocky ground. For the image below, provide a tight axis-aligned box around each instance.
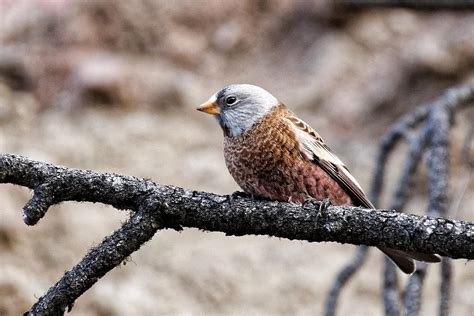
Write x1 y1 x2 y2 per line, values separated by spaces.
0 1 473 315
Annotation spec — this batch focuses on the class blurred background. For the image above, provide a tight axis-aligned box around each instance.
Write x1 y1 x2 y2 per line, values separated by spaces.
0 0 473 315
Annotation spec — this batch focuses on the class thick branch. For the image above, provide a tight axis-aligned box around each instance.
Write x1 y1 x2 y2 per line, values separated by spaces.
1 153 473 258
1 153 473 315
28 208 160 315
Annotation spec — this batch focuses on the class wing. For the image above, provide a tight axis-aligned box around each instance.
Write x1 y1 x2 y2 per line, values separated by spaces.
285 111 441 273
285 113 374 209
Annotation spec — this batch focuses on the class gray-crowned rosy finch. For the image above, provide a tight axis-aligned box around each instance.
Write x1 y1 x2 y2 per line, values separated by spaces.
197 84 440 274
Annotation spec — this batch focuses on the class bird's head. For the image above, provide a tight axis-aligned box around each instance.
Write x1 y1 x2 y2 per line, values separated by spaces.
197 84 279 137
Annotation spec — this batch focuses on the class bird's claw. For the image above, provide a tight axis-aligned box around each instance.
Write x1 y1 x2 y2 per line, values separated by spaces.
319 198 332 212
302 198 331 223
302 197 331 214
227 191 254 203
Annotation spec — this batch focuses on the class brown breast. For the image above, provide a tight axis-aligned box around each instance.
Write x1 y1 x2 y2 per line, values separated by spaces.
224 105 353 205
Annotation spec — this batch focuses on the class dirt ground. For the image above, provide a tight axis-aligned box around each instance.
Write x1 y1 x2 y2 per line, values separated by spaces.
0 1 473 315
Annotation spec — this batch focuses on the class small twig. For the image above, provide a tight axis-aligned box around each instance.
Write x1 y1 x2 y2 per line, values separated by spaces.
1 86 472 315
404 263 427 316
383 123 432 316
324 85 473 316
383 258 401 316
383 86 474 316
1 154 473 315
370 105 432 205
27 207 161 315
439 257 452 316
323 246 369 316
426 99 452 316
325 101 435 316
371 86 474 205
383 85 474 315
323 119 430 316
402 94 453 316
390 125 431 211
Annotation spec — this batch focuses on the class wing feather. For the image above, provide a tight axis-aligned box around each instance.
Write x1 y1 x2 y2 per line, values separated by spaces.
286 114 374 209
285 111 441 272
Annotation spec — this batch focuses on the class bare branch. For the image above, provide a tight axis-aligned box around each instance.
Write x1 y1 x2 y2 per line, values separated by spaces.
2 154 472 257
404 263 427 316
370 85 473 206
0 153 473 315
382 124 432 316
403 87 455 316
28 207 159 315
323 110 433 316
2 86 472 315
331 86 473 315
426 97 452 316
370 105 431 206
383 258 401 316
323 246 369 316
439 122 474 316
439 258 452 316
322 85 473 316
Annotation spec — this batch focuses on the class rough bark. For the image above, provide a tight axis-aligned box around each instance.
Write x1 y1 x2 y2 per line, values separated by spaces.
0 153 473 315
1 154 473 259
323 85 474 316
2 85 473 315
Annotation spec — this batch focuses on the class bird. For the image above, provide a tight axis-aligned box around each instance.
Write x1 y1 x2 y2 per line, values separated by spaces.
196 84 440 274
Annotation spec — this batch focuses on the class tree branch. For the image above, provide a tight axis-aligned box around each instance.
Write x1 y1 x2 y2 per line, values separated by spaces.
2 153 473 258
404 262 427 316
28 207 160 315
0 154 473 315
3 85 473 315
383 258 401 316
323 246 369 316
324 85 474 316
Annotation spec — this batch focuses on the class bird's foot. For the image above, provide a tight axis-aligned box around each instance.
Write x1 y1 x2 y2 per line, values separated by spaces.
227 191 254 203
318 198 332 212
302 197 331 212
302 198 331 224
287 196 302 205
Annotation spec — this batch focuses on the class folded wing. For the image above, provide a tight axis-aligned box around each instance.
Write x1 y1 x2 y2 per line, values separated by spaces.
285 111 440 274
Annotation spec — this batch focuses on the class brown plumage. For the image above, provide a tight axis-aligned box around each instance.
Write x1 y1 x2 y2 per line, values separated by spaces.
224 105 353 205
197 84 440 274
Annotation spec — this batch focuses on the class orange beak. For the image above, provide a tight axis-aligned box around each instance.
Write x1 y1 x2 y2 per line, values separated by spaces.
197 101 220 115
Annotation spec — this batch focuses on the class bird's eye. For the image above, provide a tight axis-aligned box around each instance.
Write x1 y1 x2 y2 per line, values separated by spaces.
225 96 237 105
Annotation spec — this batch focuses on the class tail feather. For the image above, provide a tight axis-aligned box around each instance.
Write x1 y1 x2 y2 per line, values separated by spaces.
402 250 441 263
379 247 415 274
379 247 441 274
